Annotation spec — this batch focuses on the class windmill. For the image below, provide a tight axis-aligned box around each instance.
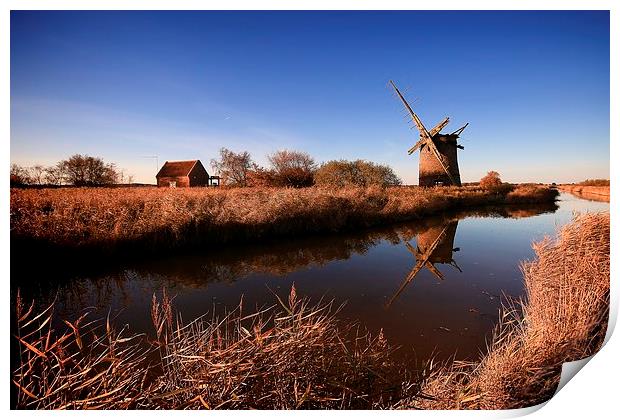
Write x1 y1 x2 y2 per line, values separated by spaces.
390 80 468 187
386 221 462 308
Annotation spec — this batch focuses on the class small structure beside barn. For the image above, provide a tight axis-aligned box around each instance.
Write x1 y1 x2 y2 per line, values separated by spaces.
156 160 213 187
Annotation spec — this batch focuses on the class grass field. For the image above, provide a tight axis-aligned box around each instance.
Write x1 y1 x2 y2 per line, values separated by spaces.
11 184 558 256
12 212 608 409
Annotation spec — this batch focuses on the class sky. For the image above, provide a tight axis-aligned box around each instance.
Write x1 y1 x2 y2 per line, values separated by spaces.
10 10 610 185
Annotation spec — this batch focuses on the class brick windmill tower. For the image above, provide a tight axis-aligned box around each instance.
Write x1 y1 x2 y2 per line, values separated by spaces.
390 80 468 187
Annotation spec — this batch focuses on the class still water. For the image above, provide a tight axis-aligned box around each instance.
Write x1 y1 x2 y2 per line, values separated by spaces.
14 193 609 364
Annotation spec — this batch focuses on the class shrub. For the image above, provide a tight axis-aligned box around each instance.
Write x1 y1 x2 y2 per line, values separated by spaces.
506 184 559 204
266 150 317 188
479 171 503 190
315 160 401 188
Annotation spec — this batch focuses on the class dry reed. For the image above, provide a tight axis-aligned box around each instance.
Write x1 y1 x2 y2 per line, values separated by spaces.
12 292 150 409
10 184 558 256
13 286 423 409
13 211 606 410
414 212 610 409
558 185 610 202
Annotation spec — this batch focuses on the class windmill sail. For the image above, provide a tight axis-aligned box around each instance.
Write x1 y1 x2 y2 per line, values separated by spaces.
390 80 467 186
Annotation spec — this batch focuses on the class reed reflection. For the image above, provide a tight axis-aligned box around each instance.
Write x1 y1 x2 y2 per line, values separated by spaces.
16 202 560 321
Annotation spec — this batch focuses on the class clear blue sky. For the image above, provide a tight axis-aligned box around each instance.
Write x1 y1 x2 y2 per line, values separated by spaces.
11 10 609 184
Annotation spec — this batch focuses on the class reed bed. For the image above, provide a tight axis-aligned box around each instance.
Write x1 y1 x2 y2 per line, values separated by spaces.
13 286 424 409
558 185 610 202
13 211 607 410
12 291 150 409
413 212 610 409
10 184 558 256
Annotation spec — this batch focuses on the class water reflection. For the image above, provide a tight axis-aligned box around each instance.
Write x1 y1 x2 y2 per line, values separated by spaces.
561 188 610 203
387 220 461 308
15 203 561 306
14 200 573 363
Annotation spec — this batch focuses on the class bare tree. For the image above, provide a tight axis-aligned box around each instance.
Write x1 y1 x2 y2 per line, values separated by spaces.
44 163 65 185
29 165 46 185
210 148 254 187
10 164 31 186
60 154 120 186
267 150 317 188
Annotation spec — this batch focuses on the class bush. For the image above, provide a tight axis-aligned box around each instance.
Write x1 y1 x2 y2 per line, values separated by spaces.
315 160 401 188
246 167 278 187
479 171 503 190
267 150 317 188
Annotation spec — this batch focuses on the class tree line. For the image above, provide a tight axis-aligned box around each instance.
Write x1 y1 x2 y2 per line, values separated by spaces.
210 148 402 188
11 149 402 189
11 154 133 187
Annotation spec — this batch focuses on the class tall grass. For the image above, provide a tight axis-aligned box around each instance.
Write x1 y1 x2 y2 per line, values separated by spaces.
12 292 150 409
13 211 606 410
11 184 558 256
578 179 609 187
558 184 610 202
13 286 425 409
414 212 610 409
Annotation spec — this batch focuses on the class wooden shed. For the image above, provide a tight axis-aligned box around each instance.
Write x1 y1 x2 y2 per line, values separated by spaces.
156 160 210 187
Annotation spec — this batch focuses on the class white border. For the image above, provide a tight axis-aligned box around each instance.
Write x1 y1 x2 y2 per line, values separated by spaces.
3 2 616 419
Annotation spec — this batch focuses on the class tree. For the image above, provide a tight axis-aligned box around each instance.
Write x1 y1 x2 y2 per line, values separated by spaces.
314 160 402 188
267 150 317 188
60 154 120 186
479 171 503 189
210 148 254 187
44 163 65 185
11 156 126 187
10 164 31 186
27 165 46 185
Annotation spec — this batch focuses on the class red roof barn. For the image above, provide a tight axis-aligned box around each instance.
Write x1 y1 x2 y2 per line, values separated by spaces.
156 160 210 187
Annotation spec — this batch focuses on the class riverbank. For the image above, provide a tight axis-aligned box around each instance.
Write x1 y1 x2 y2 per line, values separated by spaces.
12 212 608 409
10 184 558 257
412 212 610 409
558 185 610 202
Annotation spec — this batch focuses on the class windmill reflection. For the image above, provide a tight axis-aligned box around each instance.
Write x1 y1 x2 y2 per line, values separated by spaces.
387 220 461 308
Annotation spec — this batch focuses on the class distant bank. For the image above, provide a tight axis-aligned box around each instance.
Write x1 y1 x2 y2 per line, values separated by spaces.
558 185 610 202
10 184 558 261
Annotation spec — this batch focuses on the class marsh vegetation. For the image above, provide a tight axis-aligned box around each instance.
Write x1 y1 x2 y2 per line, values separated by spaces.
12 212 609 409
10 184 558 258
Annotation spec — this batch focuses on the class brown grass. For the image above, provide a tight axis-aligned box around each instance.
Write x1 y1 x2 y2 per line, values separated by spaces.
12 292 150 409
578 179 609 187
414 212 610 409
558 185 610 202
10 184 558 256
13 286 424 409
12 211 607 410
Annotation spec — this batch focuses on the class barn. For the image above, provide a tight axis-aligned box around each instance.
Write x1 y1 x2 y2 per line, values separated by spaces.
156 160 210 187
